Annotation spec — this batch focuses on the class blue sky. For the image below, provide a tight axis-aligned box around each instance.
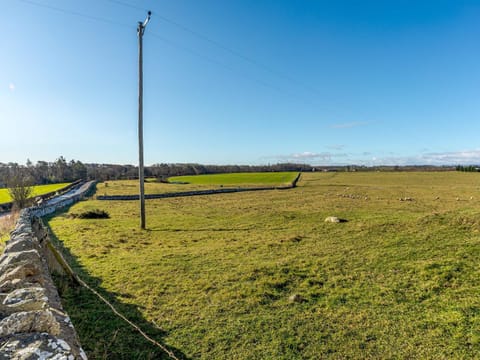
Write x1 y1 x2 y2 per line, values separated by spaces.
1 0 480 166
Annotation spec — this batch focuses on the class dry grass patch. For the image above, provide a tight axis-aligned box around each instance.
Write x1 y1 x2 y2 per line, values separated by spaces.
0 211 19 249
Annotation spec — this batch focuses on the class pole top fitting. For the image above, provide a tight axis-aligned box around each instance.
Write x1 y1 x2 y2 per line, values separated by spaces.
143 11 152 28
138 11 151 36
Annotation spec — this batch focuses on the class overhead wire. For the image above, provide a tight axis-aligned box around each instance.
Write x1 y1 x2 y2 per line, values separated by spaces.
105 0 320 95
148 31 292 96
147 31 322 107
16 0 321 107
104 0 322 105
106 0 147 13
18 0 133 29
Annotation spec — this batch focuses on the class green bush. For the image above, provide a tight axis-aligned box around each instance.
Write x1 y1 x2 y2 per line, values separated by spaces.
71 209 109 219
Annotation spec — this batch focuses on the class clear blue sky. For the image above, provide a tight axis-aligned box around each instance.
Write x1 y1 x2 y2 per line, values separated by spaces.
1 0 480 166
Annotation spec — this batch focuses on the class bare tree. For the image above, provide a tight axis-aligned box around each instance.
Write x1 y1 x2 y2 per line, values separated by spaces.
5 165 33 210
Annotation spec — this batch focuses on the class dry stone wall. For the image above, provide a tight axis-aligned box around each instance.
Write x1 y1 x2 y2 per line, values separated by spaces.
0 181 95 359
97 173 302 201
0 180 83 215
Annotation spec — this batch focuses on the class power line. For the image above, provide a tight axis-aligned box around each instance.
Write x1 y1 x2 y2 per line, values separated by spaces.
105 0 294 94
16 0 322 107
106 0 147 13
148 32 289 95
17 0 133 29
104 0 320 95
148 31 321 107
104 0 321 103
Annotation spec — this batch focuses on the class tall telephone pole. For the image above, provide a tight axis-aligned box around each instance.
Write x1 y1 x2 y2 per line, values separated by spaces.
138 11 151 229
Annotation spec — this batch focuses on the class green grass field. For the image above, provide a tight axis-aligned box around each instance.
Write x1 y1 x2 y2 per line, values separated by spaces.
96 172 298 198
97 179 218 197
168 172 298 186
47 172 480 359
0 182 72 204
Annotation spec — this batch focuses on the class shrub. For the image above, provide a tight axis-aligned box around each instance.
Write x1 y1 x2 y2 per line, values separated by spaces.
71 209 110 219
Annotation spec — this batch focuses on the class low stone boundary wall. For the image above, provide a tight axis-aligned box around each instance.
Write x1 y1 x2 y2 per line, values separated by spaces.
29 181 95 218
97 173 302 201
0 213 87 358
0 180 83 214
291 172 301 187
0 181 95 359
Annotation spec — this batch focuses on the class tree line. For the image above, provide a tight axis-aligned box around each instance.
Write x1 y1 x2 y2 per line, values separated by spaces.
1 157 472 189
456 165 480 172
0 157 87 187
0 157 314 187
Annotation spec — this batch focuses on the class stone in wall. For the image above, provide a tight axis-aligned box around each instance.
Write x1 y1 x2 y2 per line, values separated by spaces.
0 181 95 359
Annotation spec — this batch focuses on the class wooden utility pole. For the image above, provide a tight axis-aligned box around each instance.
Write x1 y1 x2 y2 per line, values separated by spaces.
137 11 151 229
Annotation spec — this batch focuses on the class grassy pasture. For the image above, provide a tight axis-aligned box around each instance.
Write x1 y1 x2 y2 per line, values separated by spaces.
0 182 72 204
96 172 298 198
47 172 480 359
96 179 212 197
168 172 298 186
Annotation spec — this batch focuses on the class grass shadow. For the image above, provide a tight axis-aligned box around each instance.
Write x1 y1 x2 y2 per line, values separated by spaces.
44 211 190 360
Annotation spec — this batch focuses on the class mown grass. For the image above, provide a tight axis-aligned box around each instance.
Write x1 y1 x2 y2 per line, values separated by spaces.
168 172 298 186
47 172 480 359
0 182 72 204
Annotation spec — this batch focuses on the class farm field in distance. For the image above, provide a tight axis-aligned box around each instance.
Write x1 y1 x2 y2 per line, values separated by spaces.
168 172 298 186
97 172 298 198
0 182 72 204
47 172 480 359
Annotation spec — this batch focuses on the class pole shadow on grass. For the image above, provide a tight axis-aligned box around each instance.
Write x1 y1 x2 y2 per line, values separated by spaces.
44 213 190 360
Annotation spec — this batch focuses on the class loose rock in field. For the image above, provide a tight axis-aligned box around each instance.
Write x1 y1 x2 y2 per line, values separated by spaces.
324 216 347 223
288 294 305 303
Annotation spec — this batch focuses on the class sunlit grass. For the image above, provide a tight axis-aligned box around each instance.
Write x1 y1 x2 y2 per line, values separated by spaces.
0 211 18 248
97 172 298 198
168 172 298 186
47 172 480 359
0 182 71 204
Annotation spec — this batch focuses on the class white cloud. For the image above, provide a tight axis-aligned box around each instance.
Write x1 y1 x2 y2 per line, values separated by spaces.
292 151 322 159
352 149 480 166
420 150 480 165
292 152 348 160
270 151 348 163
264 149 480 166
8 83 15 91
